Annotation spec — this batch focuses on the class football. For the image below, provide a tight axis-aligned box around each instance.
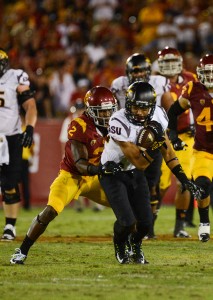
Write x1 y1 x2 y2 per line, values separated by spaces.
136 127 155 151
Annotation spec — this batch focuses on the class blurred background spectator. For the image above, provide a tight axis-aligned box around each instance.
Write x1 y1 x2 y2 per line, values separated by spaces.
1 0 212 120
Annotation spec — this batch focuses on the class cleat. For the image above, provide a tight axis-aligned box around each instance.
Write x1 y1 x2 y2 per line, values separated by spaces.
143 233 157 240
1 224 16 241
174 219 191 238
126 235 133 256
174 230 191 238
129 236 149 264
10 248 27 265
198 223 210 242
113 239 130 264
144 225 157 239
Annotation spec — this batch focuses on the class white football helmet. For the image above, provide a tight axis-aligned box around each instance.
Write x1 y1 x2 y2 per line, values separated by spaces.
197 54 213 88
158 47 183 76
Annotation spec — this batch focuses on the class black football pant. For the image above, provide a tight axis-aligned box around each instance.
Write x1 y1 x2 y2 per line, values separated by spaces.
99 168 152 241
1 134 22 203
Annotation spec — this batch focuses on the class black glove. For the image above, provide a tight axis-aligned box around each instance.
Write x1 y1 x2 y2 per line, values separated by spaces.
21 125 34 148
100 161 122 175
182 180 205 201
146 120 165 143
168 129 188 151
145 121 166 152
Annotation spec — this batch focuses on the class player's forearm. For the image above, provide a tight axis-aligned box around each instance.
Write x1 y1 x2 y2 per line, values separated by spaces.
75 159 100 176
23 100 37 127
163 146 189 184
131 152 152 170
119 141 151 170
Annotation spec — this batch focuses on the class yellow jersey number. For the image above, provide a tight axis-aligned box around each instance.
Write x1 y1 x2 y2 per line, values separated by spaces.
196 107 213 131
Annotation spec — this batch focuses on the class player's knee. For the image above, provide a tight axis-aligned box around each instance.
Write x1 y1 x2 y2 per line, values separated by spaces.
195 176 211 199
2 186 20 204
38 205 58 226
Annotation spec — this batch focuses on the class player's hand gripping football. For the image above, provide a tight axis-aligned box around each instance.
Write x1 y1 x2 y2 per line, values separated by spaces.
100 161 122 175
182 180 205 201
21 125 34 148
168 129 188 151
137 120 165 151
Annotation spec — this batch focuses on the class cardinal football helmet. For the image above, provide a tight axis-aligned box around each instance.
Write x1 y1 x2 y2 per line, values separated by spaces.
0 49 9 78
84 86 118 127
158 47 183 76
126 53 151 84
197 54 213 88
125 81 156 125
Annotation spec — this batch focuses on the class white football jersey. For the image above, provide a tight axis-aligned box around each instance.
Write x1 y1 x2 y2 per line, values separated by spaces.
101 106 168 171
0 69 30 136
110 75 170 108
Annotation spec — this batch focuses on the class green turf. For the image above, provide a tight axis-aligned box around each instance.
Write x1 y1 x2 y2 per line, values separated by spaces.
0 205 213 300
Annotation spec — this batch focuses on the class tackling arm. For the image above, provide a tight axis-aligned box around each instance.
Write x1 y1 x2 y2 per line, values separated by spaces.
71 140 93 175
71 140 121 176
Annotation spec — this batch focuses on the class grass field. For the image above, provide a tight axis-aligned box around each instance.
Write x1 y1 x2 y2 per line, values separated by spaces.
0 205 213 300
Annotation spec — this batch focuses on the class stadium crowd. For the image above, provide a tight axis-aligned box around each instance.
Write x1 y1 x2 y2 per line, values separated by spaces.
1 0 213 118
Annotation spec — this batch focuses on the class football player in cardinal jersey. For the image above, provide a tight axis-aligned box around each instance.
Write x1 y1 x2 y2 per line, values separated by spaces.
111 53 173 238
0 49 37 241
10 86 119 264
99 81 203 264
168 53 213 242
157 47 198 238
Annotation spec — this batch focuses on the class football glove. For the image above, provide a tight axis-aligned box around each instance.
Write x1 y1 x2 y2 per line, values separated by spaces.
168 129 188 151
146 120 165 143
145 120 166 150
21 125 34 148
182 180 205 201
100 161 122 175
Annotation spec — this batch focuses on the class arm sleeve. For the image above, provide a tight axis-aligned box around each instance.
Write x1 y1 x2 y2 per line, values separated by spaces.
167 100 186 130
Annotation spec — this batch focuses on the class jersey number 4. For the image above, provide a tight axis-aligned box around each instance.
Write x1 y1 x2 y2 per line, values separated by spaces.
196 107 213 131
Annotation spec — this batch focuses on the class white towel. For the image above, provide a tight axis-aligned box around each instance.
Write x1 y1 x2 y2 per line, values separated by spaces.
0 135 9 165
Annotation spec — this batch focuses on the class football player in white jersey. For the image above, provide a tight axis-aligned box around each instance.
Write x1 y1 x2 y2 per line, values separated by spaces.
99 81 203 264
0 49 37 241
111 53 173 238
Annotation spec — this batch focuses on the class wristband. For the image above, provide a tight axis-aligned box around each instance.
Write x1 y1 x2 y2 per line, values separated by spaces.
166 157 178 165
